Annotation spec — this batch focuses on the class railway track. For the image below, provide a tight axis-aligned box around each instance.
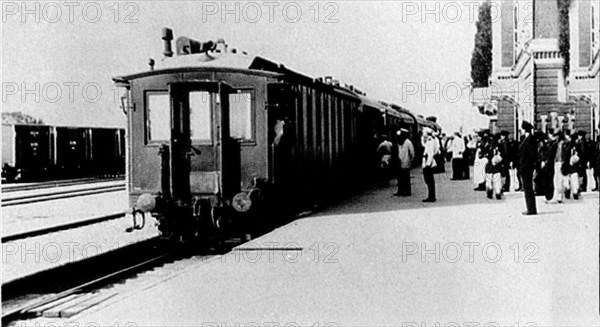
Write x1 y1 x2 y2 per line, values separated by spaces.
1 234 248 326
1 183 126 207
1 237 170 325
1 212 126 243
1 176 124 193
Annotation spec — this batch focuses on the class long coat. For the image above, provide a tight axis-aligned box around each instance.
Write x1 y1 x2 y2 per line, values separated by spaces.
518 134 538 172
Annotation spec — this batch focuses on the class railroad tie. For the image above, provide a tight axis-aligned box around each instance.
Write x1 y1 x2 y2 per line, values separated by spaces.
28 291 117 318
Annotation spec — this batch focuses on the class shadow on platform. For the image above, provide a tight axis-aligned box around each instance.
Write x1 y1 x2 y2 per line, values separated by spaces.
308 164 598 218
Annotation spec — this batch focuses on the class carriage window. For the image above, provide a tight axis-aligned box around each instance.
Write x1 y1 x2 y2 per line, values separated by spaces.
189 91 212 142
229 92 253 141
147 93 170 142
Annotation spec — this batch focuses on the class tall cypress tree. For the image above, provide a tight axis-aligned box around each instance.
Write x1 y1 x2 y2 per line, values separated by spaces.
471 1 492 88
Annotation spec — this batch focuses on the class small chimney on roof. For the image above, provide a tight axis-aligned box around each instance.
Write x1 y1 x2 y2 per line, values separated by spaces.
162 27 174 58
149 58 155 70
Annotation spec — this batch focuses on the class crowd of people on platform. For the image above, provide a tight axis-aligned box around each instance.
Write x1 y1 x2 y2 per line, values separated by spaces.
470 123 600 211
377 122 600 214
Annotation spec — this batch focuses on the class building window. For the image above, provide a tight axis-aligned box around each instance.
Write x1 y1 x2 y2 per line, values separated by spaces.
146 92 170 143
229 91 253 142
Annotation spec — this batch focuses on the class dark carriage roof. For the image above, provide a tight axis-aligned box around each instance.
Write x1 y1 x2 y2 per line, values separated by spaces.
114 49 360 100
357 95 417 123
113 39 431 126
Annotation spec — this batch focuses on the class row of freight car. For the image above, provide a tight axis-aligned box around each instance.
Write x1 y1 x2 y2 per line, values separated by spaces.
1 124 125 182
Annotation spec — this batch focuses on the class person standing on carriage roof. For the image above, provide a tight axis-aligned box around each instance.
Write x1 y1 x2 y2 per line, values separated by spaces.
518 121 537 215
393 129 414 197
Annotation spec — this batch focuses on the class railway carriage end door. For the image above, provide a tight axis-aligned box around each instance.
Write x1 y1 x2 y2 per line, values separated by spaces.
169 82 238 203
170 86 193 201
217 83 240 201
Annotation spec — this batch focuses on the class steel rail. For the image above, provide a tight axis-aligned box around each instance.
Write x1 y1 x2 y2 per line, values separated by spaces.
1 184 125 207
1 212 126 243
1 176 124 193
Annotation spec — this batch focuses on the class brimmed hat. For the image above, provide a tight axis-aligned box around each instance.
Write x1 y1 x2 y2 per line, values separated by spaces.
500 130 509 137
521 121 533 132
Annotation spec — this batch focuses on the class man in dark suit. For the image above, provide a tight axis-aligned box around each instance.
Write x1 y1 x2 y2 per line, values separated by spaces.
518 121 537 215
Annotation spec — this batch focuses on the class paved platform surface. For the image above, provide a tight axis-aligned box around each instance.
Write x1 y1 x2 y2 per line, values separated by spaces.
59 169 600 326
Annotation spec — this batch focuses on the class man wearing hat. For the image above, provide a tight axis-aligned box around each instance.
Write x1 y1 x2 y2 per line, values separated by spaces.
422 129 438 202
393 128 414 196
450 131 466 180
573 130 588 192
498 130 512 192
518 121 537 215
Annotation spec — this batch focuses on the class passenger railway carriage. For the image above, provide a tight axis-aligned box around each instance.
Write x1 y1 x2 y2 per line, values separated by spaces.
114 28 440 241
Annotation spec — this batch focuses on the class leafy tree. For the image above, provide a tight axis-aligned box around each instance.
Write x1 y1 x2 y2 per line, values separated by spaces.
471 0 492 88
2 112 44 125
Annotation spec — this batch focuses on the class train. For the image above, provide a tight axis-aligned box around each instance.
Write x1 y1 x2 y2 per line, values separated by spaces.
1 124 125 182
113 28 441 242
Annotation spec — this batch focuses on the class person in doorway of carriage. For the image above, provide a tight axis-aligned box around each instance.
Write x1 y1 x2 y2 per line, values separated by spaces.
450 132 466 180
547 130 571 204
393 129 415 197
422 129 437 202
518 121 538 215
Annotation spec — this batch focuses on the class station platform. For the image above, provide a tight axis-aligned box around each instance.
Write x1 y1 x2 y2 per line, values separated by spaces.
33 168 600 326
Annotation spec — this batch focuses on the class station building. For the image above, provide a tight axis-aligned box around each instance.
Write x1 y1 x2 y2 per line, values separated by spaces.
472 0 599 140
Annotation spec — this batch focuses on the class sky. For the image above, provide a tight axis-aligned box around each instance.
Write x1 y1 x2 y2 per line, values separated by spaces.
1 0 489 132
